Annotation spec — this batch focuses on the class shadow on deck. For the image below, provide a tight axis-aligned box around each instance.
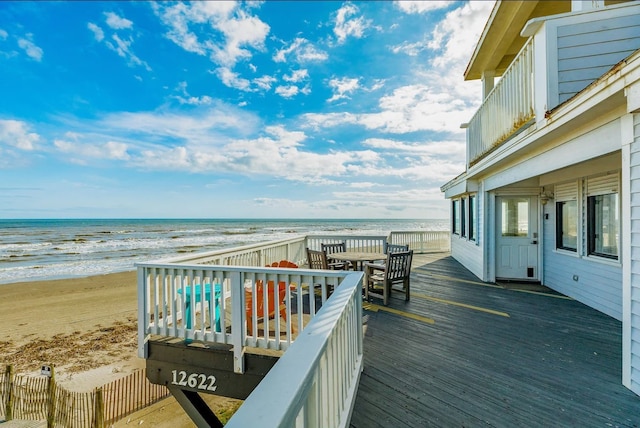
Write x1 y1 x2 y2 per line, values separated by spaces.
351 252 640 427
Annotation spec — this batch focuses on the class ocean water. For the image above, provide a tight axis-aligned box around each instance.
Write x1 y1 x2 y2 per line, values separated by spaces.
0 218 448 285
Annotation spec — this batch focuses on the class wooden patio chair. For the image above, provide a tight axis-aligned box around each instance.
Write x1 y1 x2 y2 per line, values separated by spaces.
245 279 294 335
364 250 413 305
321 242 352 270
307 248 329 269
376 243 410 264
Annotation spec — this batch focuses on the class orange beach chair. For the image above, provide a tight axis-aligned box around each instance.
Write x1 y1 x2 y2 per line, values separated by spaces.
245 279 295 335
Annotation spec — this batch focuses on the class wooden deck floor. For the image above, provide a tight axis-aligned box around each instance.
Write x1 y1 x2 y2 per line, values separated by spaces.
350 253 640 427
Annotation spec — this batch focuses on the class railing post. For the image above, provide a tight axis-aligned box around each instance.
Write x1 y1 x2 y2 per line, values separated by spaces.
231 271 246 374
47 365 56 428
5 365 13 421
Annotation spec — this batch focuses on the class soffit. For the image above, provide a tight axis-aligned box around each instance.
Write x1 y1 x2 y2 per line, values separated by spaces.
465 1 570 81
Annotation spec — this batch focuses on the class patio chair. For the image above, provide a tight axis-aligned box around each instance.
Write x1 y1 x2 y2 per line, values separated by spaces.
321 242 352 270
245 279 293 335
364 250 413 305
376 243 410 264
307 248 329 269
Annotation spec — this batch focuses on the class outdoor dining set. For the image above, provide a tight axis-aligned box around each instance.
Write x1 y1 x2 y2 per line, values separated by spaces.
306 242 413 306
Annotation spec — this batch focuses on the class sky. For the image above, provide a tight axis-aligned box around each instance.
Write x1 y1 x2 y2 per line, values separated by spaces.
0 1 494 220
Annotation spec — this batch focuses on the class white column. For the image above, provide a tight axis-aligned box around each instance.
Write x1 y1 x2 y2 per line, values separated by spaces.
482 70 495 99
571 0 604 12
623 79 640 395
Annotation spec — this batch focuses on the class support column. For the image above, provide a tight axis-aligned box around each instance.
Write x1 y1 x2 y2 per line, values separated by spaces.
481 70 495 99
571 1 604 12
623 79 640 395
168 386 223 428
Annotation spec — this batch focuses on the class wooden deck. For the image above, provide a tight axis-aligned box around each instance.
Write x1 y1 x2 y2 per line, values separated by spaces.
351 253 640 427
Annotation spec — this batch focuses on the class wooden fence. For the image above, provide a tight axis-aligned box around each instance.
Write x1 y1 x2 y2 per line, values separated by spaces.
0 365 170 427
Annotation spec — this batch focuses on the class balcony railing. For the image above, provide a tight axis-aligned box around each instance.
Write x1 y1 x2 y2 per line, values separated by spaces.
467 37 535 166
466 2 640 168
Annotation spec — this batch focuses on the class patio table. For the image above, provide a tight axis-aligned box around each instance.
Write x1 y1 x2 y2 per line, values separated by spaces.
328 251 387 271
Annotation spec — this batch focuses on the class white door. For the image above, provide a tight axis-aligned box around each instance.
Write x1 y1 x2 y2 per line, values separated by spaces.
496 196 539 280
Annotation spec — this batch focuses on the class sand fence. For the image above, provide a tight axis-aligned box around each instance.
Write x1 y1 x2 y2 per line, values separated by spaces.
0 365 169 427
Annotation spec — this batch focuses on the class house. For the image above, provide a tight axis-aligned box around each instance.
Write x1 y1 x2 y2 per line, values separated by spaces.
440 0 640 396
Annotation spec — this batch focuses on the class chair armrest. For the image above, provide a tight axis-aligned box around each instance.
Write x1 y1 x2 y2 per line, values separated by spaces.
363 262 385 273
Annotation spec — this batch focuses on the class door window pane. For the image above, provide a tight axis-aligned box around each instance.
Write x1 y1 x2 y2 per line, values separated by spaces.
501 198 529 237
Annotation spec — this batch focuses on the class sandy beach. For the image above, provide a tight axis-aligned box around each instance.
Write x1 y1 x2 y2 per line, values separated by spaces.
0 271 241 426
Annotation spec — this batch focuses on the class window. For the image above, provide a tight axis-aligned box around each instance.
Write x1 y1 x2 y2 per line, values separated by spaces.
461 198 466 237
556 200 577 251
452 199 460 235
587 193 619 259
469 194 476 241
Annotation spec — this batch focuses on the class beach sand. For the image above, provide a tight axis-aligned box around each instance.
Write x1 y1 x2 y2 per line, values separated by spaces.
0 271 241 426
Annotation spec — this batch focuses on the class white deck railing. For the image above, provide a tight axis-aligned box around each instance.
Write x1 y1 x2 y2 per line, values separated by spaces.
136 230 449 426
467 37 535 166
226 270 363 428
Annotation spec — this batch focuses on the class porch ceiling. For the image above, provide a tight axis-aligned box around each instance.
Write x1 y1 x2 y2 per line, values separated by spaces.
465 1 570 81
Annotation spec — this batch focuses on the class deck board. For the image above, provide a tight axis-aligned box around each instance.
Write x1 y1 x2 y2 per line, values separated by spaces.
350 253 640 427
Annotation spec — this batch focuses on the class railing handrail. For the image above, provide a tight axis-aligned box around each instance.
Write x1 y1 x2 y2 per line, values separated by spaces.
145 235 307 265
226 270 364 427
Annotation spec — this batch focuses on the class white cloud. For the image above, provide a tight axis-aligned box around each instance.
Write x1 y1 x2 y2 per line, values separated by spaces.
216 67 251 91
394 1 455 14
302 2 491 136
333 3 371 44
428 1 494 68
211 12 270 67
154 2 269 68
327 77 360 102
89 12 151 71
54 139 130 161
283 69 308 83
87 22 104 41
172 82 213 105
104 12 133 30
391 40 424 56
105 34 151 71
17 36 43 61
273 38 328 63
275 85 299 99
0 119 40 150
253 75 276 90
0 29 8 40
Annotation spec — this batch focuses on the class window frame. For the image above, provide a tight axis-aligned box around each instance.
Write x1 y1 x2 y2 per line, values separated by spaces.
468 194 476 241
587 193 619 260
555 200 577 252
461 198 466 238
452 199 460 235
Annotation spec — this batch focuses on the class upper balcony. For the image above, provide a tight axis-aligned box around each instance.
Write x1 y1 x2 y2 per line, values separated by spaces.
466 1 640 168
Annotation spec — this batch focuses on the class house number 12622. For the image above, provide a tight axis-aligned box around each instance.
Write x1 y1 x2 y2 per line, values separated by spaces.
171 370 217 392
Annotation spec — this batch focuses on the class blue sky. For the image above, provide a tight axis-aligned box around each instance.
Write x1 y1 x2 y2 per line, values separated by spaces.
0 1 493 219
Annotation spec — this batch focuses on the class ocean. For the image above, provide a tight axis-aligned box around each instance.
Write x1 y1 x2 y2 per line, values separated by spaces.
0 218 448 285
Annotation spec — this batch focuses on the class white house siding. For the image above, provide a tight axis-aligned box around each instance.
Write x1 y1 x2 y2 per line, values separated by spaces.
629 112 640 394
542 206 622 319
557 12 640 103
449 190 485 281
451 237 483 280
